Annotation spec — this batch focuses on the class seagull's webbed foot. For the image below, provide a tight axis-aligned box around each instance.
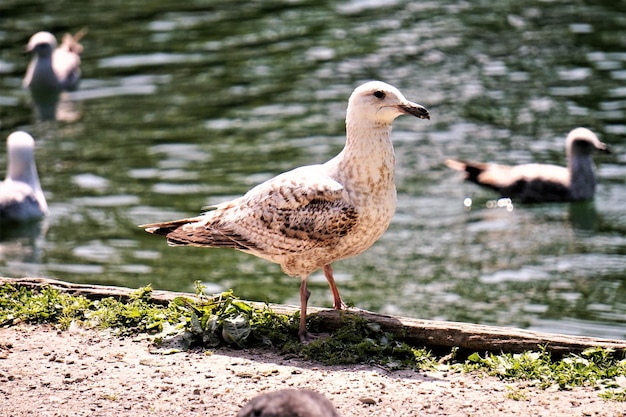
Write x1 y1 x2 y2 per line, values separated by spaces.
298 329 329 344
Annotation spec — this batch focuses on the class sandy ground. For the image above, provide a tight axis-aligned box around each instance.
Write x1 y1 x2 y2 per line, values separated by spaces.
0 324 624 417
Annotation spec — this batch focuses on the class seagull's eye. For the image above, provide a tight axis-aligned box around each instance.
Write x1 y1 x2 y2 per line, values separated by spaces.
373 90 386 99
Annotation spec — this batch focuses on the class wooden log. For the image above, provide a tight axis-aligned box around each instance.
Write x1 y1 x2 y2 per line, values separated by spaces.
2 276 625 355
0 276 200 305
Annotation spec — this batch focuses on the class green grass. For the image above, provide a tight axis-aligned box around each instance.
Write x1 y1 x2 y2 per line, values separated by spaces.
0 284 183 335
1 282 624 401
464 347 626 392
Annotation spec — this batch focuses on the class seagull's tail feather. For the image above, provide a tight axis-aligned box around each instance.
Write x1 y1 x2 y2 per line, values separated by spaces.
445 158 487 184
61 28 87 54
444 158 468 172
140 216 259 251
140 219 188 235
139 217 200 246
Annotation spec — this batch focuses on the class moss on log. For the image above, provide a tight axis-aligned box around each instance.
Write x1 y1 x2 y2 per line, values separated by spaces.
1 276 625 355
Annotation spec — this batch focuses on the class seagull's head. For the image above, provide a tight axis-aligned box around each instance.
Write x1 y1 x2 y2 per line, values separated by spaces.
6 131 36 180
25 32 57 56
566 127 610 157
347 81 430 126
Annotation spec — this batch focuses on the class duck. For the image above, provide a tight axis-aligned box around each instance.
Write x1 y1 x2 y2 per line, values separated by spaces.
445 127 609 203
140 81 430 342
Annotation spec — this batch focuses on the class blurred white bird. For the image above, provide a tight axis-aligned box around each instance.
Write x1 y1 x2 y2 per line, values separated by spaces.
0 131 48 223
446 127 610 203
141 81 430 342
237 389 341 417
23 29 86 120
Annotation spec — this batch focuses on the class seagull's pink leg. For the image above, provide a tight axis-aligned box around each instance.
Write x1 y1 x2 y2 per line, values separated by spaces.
299 275 333 343
298 276 312 343
323 264 347 310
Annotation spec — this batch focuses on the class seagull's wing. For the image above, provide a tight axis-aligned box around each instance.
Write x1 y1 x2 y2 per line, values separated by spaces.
52 48 81 90
141 165 359 255
22 61 36 88
504 164 571 202
0 181 43 221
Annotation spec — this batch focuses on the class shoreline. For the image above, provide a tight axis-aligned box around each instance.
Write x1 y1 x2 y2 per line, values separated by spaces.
1 324 624 417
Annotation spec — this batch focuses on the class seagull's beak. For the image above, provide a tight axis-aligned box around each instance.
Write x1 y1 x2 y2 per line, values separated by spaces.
398 102 430 120
597 142 611 154
23 41 38 54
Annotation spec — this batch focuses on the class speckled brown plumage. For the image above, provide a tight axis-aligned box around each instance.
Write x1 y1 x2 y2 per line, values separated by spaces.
141 81 430 341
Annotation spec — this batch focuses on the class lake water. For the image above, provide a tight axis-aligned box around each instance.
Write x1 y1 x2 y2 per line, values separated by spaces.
0 0 624 339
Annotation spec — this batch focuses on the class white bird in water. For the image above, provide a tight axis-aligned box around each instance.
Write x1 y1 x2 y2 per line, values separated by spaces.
446 127 610 203
0 131 48 223
23 29 86 120
141 81 430 342
237 389 341 417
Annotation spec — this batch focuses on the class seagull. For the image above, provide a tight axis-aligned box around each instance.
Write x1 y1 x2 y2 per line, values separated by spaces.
140 81 430 342
237 389 341 417
23 29 85 120
0 131 48 223
445 127 610 203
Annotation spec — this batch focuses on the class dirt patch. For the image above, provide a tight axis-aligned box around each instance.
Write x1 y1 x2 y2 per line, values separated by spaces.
0 325 623 416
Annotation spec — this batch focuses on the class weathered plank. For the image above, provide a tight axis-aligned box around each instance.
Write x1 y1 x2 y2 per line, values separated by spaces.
2 276 625 355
